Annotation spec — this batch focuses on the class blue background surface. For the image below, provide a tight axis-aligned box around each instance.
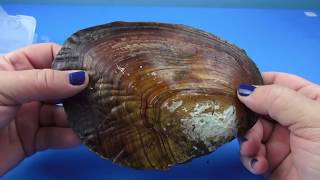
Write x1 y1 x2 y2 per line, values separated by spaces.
2 4 320 180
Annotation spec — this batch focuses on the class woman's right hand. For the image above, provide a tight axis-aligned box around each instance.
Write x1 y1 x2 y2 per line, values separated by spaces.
237 72 320 180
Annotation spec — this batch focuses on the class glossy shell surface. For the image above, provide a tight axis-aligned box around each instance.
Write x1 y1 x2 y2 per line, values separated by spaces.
52 22 263 169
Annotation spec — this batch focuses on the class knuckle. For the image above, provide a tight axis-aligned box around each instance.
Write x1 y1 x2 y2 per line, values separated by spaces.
63 133 80 147
298 84 320 101
35 69 56 90
313 86 320 101
267 85 284 101
265 85 289 119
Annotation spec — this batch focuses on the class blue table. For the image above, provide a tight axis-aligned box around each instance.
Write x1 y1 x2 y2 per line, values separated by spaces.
2 4 320 180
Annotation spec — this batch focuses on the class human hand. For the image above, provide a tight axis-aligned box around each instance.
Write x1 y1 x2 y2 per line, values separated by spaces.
0 43 89 176
238 72 320 180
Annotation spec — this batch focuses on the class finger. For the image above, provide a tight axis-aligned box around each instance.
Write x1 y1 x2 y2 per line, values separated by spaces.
35 127 81 151
239 118 274 157
266 154 299 180
0 122 25 177
262 72 314 90
237 84 320 128
39 105 69 127
2 43 61 70
15 102 41 155
239 120 263 157
259 118 275 143
42 99 63 105
263 72 320 101
265 124 290 172
0 69 88 105
296 84 320 101
0 106 20 128
241 144 269 175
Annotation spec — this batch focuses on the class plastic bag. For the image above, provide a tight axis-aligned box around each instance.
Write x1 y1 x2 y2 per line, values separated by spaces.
0 6 36 55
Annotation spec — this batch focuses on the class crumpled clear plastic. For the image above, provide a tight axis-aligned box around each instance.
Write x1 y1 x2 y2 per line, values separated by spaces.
0 6 36 55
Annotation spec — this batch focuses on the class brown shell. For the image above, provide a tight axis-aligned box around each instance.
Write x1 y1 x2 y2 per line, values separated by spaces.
52 21 263 170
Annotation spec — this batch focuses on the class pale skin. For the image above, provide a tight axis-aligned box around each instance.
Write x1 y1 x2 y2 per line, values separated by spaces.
238 72 320 179
0 43 319 179
0 43 88 176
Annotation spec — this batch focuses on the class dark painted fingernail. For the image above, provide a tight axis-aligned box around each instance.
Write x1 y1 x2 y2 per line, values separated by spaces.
238 137 248 143
55 102 64 107
251 158 258 168
69 71 85 85
238 84 256 96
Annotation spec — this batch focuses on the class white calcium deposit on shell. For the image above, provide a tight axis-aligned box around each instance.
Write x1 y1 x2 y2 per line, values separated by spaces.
163 100 183 112
180 102 237 150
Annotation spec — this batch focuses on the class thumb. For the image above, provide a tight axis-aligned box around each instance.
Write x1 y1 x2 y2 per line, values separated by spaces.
237 84 320 129
0 69 88 105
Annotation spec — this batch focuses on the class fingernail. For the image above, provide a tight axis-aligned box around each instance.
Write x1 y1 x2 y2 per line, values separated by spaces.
238 137 248 143
55 101 64 107
251 158 258 168
69 71 85 86
238 84 256 96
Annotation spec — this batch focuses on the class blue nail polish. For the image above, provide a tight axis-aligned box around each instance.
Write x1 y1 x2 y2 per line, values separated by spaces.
238 84 256 96
251 158 258 168
69 71 85 85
